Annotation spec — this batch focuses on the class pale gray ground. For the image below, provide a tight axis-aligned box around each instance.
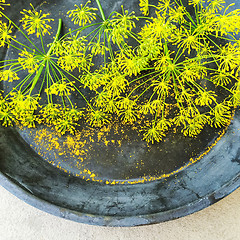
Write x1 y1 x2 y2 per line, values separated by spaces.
0 185 239 240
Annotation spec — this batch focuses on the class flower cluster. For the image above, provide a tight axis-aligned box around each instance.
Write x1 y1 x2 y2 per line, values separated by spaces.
20 4 54 37
0 0 240 144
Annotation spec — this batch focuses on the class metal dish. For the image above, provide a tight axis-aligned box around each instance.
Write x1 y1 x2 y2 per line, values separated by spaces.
0 0 240 227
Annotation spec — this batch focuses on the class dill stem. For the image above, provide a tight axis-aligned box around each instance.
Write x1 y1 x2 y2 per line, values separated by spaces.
95 0 106 21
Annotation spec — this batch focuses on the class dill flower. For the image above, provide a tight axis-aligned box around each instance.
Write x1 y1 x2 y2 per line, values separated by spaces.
174 111 188 127
143 124 166 144
87 109 110 127
45 80 75 96
40 103 61 125
20 4 54 37
0 0 10 17
118 50 149 76
18 49 39 74
211 71 231 86
139 0 149 16
169 6 186 23
140 102 155 115
157 0 172 14
19 113 39 128
0 69 19 82
182 119 203 137
119 107 138 124
178 30 203 54
88 41 109 55
138 38 162 59
67 1 97 26
102 98 119 113
111 7 138 32
189 0 204 7
208 0 225 13
195 91 217 106
217 43 240 73
0 21 14 47
139 12 175 41
57 53 85 71
0 107 14 127
105 74 128 97
54 116 78 135
211 102 232 127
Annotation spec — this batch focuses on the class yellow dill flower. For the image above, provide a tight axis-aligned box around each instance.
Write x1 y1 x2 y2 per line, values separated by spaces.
139 0 149 16
156 118 172 131
105 74 128 97
0 21 14 47
80 71 104 91
107 7 138 45
0 0 10 17
169 6 186 23
45 80 75 96
40 103 61 125
230 83 240 106
140 102 155 115
211 71 231 86
195 90 217 106
19 113 39 128
65 108 83 122
87 109 110 127
62 35 87 54
157 0 173 14
186 106 200 118
103 98 119 113
138 38 162 59
107 25 127 45
217 43 240 73
207 0 225 13
182 118 203 137
67 1 97 26
111 7 138 33
88 41 109 55
18 49 39 74
94 90 110 108
178 30 203 54
0 69 19 82
154 52 175 73
194 114 209 125
174 110 188 127
54 116 78 135
150 99 163 111
0 107 14 127
152 79 171 96
22 95 39 111
139 12 175 41
57 54 84 71
118 50 148 76
119 107 138 124
117 97 135 110
143 124 166 144
180 60 206 83
189 0 204 7
20 4 54 37
214 8 240 36
210 102 231 127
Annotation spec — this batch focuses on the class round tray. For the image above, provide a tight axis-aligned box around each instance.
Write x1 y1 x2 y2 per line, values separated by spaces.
1 0 240 227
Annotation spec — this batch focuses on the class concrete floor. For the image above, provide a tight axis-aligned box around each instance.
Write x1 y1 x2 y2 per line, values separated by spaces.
0 185 239 240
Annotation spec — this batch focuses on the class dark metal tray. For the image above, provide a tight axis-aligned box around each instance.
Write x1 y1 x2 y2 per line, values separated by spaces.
1 0 240 227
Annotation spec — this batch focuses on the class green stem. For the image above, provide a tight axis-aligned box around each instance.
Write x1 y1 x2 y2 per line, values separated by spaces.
47 19 62 56
95 0 106 21
29 19 62 95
